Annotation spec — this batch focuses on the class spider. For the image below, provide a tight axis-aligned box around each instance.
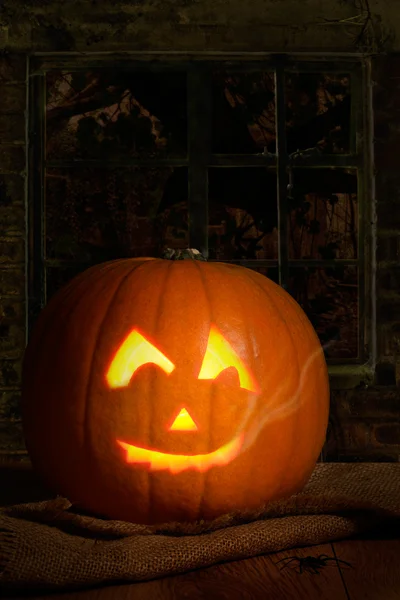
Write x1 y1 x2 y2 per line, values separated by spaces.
275 553 353 575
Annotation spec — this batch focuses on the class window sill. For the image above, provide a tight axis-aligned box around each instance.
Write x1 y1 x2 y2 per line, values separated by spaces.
328 364 375 390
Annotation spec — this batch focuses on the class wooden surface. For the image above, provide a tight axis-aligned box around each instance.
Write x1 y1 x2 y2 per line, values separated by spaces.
1 463 400 600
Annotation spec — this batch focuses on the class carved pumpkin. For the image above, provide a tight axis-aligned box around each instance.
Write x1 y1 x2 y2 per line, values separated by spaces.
21 256 330 525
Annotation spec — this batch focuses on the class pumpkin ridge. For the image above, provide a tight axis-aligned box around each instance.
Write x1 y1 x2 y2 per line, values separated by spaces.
24 262 115 379
22 261 124 471
192 260 214 521
244 270 303 496
147 259 175 523
244 268 328 490
84 261 150 505
218 266 266 499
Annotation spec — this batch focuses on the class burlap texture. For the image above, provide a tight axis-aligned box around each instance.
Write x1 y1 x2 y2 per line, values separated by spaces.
1 463 400 594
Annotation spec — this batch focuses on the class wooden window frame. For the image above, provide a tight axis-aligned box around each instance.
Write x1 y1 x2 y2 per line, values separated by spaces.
28 53 375 381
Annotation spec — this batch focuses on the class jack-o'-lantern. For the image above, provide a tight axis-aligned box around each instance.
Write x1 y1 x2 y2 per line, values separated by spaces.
21 252 330 525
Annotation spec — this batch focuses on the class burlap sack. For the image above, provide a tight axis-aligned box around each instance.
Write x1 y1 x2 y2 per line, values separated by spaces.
1 463 400 594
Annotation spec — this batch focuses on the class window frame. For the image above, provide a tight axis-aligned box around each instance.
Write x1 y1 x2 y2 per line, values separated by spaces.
27 53 375 376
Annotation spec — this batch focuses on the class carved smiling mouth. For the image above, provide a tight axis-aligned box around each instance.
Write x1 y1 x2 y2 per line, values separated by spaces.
111 324 258 474
117 433 245 475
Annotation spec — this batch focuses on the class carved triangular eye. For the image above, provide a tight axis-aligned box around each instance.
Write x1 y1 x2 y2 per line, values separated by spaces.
106 329 175 389
168 408 198 432
198 325 260 393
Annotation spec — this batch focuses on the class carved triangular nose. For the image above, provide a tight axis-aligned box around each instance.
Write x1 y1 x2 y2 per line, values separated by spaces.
168 408 198 432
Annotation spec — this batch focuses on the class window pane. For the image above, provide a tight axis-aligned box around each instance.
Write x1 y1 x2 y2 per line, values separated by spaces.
208 168 278 260
45 167 188 261
285 72 351 155
287 168 358 260
211 71 351 156
46 70 187 159
212 71 276 154
288 266 358 359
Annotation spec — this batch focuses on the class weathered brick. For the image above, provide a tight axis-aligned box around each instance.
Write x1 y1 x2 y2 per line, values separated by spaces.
336 388 400 419
0 145 25 173
376 169 400 190
0 358 22 388
0 204 25 234
0 389 21 419
0 54 26 83
377 301 400 323
322 413 373 460
0 267 25 296
373 424 400 446
330 390 351 419
333 452 400 463
391 323 400 354
377 235 400 263
320 416 339 459
0 451 29 464
377 324 393 357
0 298 25 357
377 267 400 292
0 297 25 323
360 388 400 419
375 141 400 171
0 115 25 143
0 174 25 206
0 237 25 264
0 323 25 358
375 361 397 385
338 422 371 451
387 118 400 136
0 419 25 451
377 202 400 230
374 116 390 145
0 84 26 114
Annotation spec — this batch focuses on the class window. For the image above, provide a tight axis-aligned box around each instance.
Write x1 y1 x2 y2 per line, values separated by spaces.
28 55 373 366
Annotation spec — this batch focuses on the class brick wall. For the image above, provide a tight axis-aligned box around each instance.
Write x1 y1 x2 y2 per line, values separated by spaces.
0 1 400 463
0 54 27 461
320 55 400 463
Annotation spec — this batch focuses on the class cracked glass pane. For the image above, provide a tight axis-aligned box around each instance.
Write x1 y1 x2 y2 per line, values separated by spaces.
46 70 187 159
285 72 351 155
212 71 276 154
207 167 278 260
45 167 188 261
287 168 358 260
288 266 358 359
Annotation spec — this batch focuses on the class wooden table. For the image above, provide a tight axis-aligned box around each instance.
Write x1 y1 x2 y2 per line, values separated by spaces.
1 462 399 600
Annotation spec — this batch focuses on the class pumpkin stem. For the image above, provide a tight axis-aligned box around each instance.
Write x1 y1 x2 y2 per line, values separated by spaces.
162 248 207 261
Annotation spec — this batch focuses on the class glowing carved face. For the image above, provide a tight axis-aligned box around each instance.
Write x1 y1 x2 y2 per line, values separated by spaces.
106 325 260 474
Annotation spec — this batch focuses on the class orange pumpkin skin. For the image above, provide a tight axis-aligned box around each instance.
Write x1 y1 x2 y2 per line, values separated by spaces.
21 258 329 525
